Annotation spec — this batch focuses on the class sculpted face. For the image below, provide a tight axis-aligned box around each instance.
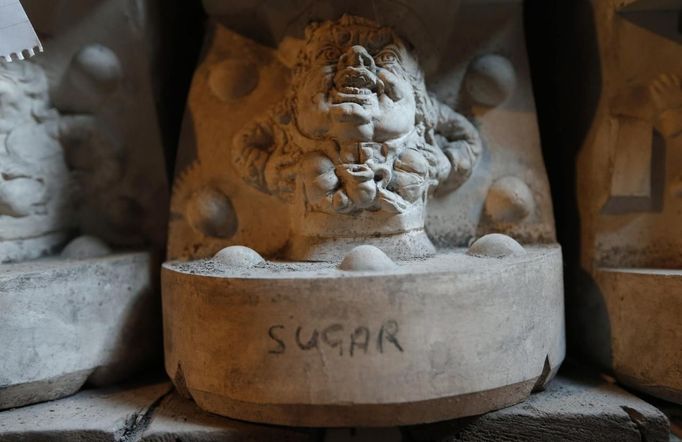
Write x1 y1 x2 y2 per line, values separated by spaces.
233 14 482 249
293 19 420 143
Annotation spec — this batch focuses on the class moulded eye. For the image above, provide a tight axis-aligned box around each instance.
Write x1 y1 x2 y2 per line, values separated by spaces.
318 47 341 63
375 50 398 65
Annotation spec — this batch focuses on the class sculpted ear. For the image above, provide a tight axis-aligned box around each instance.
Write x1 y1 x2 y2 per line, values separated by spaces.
232 119 275 193
413 86 438 129
432 103 482 193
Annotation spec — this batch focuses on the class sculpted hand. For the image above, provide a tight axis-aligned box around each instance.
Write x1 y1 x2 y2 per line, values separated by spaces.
337 163 376 210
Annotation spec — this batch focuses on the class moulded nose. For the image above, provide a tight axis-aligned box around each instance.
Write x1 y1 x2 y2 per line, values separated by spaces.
339 45 375 70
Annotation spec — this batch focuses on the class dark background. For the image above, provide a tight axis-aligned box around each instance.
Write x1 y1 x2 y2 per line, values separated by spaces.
525 0 602 364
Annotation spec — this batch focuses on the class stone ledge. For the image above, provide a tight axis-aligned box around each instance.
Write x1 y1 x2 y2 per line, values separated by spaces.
0 369 670 441
0 380 313 441
0 382 172 441
143 386 314 441
403 366 671 442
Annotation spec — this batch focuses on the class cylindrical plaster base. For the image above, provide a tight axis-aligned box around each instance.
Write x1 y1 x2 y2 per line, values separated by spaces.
162 246 565 427
594 268 682 404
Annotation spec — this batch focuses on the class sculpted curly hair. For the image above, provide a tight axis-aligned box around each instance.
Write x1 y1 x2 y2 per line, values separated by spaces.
0 61 53 127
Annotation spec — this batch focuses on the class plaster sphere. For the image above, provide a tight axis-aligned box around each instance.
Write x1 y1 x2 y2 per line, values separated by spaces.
209 59 259 101
70 44 122 94
339 245 397 271
485 176 535 223
467 234 526 258
61 235 111 259
213 245 264 268
186 187 237 238
464 54 517 107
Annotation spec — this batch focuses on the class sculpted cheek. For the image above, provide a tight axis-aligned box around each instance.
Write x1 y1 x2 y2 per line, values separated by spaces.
317 69 335 93
295 70 336 139
297 97 330 138
372 70 416 140
297 67 333 101
297 94 331 138
377 69 411 102
373 104 414 140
